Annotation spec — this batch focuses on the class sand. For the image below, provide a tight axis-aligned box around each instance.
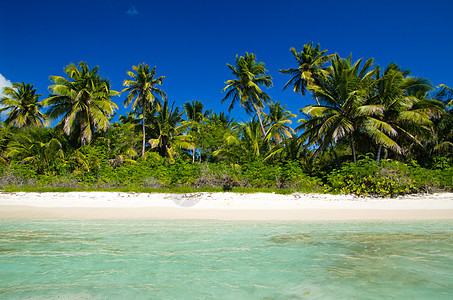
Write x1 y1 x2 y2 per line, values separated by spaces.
0 192 452 221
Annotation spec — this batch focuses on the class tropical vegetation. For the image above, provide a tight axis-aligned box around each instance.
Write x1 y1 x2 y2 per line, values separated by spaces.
43 62 119 146
0 44 452 197
0 82 47 128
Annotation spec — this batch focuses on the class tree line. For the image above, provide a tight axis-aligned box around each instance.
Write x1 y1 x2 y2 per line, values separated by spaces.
1 42 452 196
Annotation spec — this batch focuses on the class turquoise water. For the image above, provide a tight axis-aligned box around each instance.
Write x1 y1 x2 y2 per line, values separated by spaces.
1 220 452 299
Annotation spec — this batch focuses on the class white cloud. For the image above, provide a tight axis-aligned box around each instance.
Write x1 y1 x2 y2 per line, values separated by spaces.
0 73 12 99
0 74 13 121
126 5 139 16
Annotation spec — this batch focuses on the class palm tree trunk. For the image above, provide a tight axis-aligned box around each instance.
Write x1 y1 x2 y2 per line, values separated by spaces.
142 115 146 157
376 144 382 163
350 134 357 164
199 129 203 163
333 148 340 167
252 103 266 136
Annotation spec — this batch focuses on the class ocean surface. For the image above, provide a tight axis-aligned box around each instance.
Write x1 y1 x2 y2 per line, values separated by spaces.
0 220 452 299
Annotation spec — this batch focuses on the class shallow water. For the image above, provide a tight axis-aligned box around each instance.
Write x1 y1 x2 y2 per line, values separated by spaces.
0 220 452 299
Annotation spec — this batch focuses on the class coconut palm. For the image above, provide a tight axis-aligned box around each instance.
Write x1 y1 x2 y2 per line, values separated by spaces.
183 100 212 124
105 122 141 165
119 111 140 125
240 119 265 159
207 112 236 129
183 100 212 162
299 54 382 163
369 64 407 161
214 118 284 163
0 82 46 127
430 84 453 157
43 62 119 146
0 123 17 165
263 101 296 144
148 99 194 159
222 52 273 135
213 119 263 163
402 84 448 162
194 112 237 162
371 64 443 161
437 84 453 108
6 127 64 174
123 63 167 157
280 42 332 104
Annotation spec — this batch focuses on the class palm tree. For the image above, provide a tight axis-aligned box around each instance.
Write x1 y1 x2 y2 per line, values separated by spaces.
222 52 273 135
430 84 453 157
437 84 453 108
401 84 447 163
299 54 382 163
183 100 212 162
438 84 453 108
240 119 265 159
263 101 296 144
207 112 236 129
148 99 194 159
214 118 283 163
213 119 264 163
371 64 442 161
123 63 167 157
6 127 64 174
106 122 141 165
119 111 140 125
195 112 237 162
0 82 46 127
43 62 119 146
280 42 332 104
183 100 212 124
0 123 17 165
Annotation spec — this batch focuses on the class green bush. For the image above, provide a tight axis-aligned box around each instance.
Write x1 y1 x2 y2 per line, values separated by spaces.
410 167 453 192
192 162 243 188
166 158 199 186
0 162 37 187
326 157 453 197
240 160 324 191
98 153 167 187
242 160 281 187
326 158 416 197
1 142 450 195
432 157 453 170
280 161 325 192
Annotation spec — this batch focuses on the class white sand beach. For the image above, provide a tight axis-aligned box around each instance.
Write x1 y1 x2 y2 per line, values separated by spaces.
0 192 452 221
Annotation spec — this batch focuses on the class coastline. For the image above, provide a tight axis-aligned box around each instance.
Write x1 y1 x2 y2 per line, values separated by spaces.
0 192 452 221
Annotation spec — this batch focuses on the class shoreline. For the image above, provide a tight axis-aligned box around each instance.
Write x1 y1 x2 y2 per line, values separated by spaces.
0 192 452 221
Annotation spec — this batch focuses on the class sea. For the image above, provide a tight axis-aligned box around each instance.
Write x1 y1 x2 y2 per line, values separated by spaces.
0 220 452 299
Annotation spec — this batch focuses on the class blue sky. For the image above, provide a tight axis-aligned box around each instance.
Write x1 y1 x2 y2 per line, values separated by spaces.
1 0 452 124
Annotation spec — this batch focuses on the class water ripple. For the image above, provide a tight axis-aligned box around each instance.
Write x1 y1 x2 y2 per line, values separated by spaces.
0 220 452 299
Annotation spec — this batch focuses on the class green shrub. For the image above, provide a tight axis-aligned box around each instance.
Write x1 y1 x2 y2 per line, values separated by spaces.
192 162 243 188
167 158 199 186
0 164 37 187
326 157 453 197
242 160 281 187
326 158 416 197
280 161 325 192
410 167 453 192
240 160 324 192
432 157 453 170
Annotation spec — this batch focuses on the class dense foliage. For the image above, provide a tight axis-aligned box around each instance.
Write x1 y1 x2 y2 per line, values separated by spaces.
1 45 452 196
